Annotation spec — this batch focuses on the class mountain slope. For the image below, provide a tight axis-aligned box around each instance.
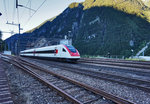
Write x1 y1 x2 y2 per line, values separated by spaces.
25 16 57 33
142 0 150 7
74 6 150 57
83 0 150 21
5 0 150 58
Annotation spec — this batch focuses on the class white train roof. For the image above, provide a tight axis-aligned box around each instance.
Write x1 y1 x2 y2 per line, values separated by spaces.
21 44 64 52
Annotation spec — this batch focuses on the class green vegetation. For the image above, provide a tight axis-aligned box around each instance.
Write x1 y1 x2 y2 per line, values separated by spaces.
125 58 146 61
7 0 150 57
144 45 150 56
83 0 150 22
81 55 123 58
74 6 150 57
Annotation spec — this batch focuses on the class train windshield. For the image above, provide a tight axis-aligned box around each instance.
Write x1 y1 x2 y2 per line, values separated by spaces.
66 45 77 53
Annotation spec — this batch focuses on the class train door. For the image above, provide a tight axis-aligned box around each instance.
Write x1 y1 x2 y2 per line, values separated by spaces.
61 47 67 58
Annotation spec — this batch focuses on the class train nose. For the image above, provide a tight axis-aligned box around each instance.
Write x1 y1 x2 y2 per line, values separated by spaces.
70 52 73 55
70 52 80 56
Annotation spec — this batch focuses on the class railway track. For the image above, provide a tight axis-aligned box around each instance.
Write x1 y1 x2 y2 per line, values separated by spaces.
0 59 14 104
1 55 134 104
81 58 150 65
79 58 150 70
21 57 150 93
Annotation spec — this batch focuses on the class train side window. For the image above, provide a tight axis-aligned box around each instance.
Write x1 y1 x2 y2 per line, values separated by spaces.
62 48 66 52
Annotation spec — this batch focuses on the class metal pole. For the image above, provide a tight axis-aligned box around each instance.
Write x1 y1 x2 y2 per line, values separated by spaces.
6 22 22 55
16 0 18 8
18 24 20 34
17 24 21 55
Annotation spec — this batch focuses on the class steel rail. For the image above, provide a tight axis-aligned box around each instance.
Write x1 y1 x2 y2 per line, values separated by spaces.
47 62 150 92
20 58 150 93
0 58 14 104
10 59 83 104
79 59 150 70
17 57 134 104
81 58 150 65
0 55 83 104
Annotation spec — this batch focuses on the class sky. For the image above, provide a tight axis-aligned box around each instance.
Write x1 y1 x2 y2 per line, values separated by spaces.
0 0 85 40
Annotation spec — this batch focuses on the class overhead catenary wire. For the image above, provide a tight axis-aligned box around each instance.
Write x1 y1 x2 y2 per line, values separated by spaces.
3 0 11 31
7 0 10 20
24 0 47 27
20 0 31 20
3 0 47 36
17 7 20 24
3 0 8 22
29 0 31 16
12 0 16 22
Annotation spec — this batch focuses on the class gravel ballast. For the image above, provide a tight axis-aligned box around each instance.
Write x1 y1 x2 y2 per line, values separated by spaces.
2 60 71 104
23 58 150 104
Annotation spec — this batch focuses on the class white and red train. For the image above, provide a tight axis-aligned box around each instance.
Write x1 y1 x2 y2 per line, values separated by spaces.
20 44 80 61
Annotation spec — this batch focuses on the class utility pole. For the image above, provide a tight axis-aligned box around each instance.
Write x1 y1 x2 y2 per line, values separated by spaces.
6 22 22 34
16 0 35 11
2 31 16 53
6 21 23 55
16 0 18 8
6 0 22 55
5 0 34 54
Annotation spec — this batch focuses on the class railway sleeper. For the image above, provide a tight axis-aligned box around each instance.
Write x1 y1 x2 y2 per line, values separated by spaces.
6 56 135 104
61 85 76 90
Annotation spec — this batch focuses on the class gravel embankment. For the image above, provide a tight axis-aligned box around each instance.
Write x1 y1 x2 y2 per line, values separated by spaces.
29 66 113 104
2 61 71 104
23 58 150 104
25 58 150 81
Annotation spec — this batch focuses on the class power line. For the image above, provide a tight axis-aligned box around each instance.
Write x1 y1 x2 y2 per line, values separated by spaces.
24 0 47 27
17 8 20 24
6 21 22 34
6 21 23 54
15 0 20 24
12 0 16 22
3 0 8 22
29 0 31 16
7 0 10 20
19 5 36 12
20 0 31 17
3 0 10 31
3 0 47 36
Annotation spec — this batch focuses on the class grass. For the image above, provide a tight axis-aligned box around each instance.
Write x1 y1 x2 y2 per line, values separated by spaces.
81 55 106 58
81 55 125 59
125 58 147 61
82 55 149 61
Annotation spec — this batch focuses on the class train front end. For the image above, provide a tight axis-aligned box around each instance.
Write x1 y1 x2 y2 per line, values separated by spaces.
64 45 80 60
